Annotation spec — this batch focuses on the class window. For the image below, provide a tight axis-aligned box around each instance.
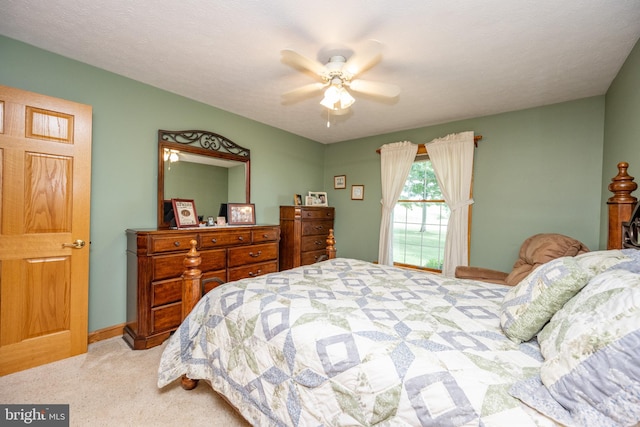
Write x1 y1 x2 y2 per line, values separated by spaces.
393 157 449 271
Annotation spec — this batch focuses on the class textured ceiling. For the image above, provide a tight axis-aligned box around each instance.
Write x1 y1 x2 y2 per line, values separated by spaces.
2 1 640 144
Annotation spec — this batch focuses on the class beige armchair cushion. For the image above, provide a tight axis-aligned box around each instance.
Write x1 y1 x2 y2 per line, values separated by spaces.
504 233 590 286
455 233 590 286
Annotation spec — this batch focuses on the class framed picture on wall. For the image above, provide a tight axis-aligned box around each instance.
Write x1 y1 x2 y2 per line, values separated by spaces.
351 185 365 200
171 198 199 228
334 175 346 189
227 203 256 225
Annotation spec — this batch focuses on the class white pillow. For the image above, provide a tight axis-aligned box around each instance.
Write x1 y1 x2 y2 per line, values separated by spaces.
515 267 640 426
500 257 592 343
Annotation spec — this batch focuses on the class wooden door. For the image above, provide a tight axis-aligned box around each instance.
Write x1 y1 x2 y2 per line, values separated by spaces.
0 85 92 375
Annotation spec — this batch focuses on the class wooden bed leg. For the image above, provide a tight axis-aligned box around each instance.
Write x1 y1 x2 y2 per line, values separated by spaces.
326 229 337 259
608 162 638 249
180 375 199 390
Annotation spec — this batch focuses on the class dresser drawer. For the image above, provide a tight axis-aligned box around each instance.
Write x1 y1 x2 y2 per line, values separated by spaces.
302 220 332 236
151 302 181 334
153 249 226 281
301 209 335 220
301 235 327 252
252 227 279 243
151 278 181 307
149 234 197 253
199 249 228 273
301 250 327 266
199 229 252 248
228 261 278 282
228 243 278 268
151 268 226 307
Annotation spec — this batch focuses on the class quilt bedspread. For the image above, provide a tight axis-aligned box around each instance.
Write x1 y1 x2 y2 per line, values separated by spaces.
158 258 556 426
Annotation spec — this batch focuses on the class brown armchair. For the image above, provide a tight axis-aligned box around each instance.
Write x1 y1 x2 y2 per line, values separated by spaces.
454 233 590 286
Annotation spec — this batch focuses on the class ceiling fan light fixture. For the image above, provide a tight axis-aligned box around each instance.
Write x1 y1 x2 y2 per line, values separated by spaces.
320 83 355 110
339 89 355 109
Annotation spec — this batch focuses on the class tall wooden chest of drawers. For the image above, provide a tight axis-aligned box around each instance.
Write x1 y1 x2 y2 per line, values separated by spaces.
124 225 279 349
279 206 334 271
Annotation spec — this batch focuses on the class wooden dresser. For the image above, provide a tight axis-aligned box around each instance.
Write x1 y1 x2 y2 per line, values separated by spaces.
124 225 279 349
279 206 335 271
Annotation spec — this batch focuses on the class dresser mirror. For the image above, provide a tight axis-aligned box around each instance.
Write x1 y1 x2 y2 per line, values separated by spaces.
157 130 250 229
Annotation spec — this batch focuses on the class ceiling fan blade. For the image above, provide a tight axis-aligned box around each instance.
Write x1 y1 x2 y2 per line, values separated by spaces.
281 49 327 76
282 82 327 99
344 40 383 76
349 79 400 98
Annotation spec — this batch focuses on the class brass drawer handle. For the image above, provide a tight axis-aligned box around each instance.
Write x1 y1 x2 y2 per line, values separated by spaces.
210 238 217 243
248 269 262 277
314 225 324 230
249 250 262 257
238 236 244 241
262 234 269 238
173 241 181 247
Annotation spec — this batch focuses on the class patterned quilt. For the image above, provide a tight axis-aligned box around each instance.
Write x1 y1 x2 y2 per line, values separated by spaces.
158 258 557 426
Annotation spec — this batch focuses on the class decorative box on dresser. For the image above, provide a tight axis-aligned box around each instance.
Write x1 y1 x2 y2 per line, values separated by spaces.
279 206 335 271
124 225 279 349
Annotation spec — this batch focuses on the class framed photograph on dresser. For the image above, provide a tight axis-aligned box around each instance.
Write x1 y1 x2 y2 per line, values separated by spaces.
308 191 328 206
171 198 199 228
227 203 256 225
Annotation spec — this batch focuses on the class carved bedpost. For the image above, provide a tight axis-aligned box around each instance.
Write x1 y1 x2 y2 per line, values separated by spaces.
182 240 202 320
608 162 637 249
181 240 201 391
326 229 337 259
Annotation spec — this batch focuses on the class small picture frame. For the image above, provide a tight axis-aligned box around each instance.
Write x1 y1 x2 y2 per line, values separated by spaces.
171 198 199 228
227 203 256 225
334 175 346 189
351 185 365 200
308 191 328 206
294 194 302 206
305 196 314 206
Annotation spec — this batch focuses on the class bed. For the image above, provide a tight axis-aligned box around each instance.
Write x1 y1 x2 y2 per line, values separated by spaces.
158 163 640 427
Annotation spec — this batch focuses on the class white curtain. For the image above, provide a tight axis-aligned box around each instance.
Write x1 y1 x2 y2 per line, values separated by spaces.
425 131 475 277
378 141 418 266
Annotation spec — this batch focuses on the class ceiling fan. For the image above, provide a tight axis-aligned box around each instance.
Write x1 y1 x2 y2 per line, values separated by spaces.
281 40 400 113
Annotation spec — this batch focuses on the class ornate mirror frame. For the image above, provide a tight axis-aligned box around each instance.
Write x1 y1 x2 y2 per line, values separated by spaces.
157 129 251 229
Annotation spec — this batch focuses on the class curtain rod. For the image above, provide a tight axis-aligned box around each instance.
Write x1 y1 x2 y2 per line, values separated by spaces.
376 135 482 154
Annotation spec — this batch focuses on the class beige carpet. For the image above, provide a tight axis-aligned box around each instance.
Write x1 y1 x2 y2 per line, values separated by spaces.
0 337 250 426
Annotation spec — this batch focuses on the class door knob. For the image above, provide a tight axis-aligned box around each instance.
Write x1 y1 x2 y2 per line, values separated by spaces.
62 239 86 249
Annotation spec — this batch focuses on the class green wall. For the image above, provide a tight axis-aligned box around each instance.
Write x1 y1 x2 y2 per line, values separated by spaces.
601 38 640 247
0 36 325 332
325 97 606 272
2 34 638 333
